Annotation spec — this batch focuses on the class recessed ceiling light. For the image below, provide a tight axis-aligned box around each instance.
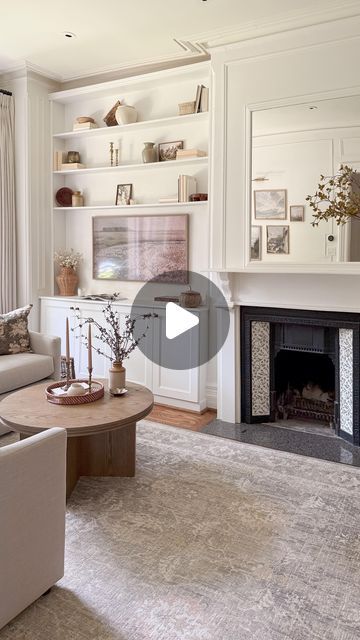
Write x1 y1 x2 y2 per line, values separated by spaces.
309 105 318 110
63 31 77 39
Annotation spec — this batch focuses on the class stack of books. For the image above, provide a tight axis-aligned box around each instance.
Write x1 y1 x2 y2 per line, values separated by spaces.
176 149 207 159
73 121 98 131
178 175 197 202
60 163 85 171
53 150 66 171
194 85 209 113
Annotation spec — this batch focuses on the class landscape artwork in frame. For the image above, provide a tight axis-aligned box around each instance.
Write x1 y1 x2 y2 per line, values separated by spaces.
266 225 289 254
290 205 305 221
254 189 287 219
93 214 188 283
250 226 261 260
158 140 183 161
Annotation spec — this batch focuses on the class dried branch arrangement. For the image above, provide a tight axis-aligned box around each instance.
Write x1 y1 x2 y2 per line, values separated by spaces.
72 294 157 364
306 165 360 226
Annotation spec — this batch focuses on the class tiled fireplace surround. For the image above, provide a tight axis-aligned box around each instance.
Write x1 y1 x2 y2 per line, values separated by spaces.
240 306 360 445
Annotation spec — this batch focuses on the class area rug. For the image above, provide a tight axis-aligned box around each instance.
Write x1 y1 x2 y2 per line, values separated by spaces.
1 420 360 640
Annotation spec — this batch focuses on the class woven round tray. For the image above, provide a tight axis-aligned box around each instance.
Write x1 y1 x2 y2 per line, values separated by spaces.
46 379 104 405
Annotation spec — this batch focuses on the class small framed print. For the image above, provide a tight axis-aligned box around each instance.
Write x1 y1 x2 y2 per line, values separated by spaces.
250 226 262 261
254 189 287 220
266 225 289 254
290 205 305 221
115 183 132 205
158 140 183 161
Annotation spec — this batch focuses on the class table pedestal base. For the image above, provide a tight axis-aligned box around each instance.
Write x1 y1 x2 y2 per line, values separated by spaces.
65 422 136 498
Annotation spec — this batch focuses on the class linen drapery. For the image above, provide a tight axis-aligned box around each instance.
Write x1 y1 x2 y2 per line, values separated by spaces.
0 93 16 313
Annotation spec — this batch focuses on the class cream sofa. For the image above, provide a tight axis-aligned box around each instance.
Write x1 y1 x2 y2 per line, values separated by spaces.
0 427 66 630
0 331 61 435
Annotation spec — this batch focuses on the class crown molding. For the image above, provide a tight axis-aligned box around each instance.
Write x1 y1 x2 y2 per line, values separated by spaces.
59 49 207 87
178 0 360 50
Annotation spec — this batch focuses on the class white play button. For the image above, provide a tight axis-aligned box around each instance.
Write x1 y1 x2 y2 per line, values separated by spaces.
165 302 199 340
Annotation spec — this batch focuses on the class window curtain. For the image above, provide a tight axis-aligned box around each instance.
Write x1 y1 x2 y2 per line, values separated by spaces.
0 93 16 313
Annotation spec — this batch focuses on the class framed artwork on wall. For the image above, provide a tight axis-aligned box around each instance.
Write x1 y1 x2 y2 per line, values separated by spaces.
290 205 305 221
158 140 183 161
115 183 133 205
254 189 287 219
93 214 189 282
250 226 262 260
266 225 289 254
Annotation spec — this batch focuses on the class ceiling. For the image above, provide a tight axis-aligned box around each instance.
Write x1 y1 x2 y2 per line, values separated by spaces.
0 0 359 82
253 96 360 136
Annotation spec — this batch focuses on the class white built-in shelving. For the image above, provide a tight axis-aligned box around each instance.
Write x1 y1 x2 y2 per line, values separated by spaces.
53 201 207 212
53 112 209 140
53 156 208 176
49 60 210 298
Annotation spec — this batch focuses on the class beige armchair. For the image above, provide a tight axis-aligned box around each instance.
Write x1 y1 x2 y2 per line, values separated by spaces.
0 427 66 630
0 331 61 435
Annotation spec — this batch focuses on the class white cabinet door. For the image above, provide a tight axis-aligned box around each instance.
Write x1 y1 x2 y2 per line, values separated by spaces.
40 298 77 357
151 309 199 403
117 307 153 388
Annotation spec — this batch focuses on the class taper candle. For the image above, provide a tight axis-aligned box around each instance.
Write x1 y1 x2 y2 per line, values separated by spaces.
88 322 92 370
66 317 70 363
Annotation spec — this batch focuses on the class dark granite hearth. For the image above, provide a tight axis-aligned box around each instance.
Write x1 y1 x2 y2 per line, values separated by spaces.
202 419 360 467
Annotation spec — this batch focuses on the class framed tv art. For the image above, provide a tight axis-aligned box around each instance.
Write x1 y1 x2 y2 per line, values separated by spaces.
93 214 189 283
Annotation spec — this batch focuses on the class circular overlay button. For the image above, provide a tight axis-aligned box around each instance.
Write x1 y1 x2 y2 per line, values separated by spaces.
130 270 230 370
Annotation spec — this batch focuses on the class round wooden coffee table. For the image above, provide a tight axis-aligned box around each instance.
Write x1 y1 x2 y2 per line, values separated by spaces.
0 381 153 498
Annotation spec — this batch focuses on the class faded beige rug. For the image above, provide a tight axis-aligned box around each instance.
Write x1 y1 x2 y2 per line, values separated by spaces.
1 421 360 640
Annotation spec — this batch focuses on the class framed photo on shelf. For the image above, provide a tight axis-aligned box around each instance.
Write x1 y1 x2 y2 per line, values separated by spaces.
158 140 183 161
250 226 262 261
254 189 287 219
290 205 305 221
115 183 132 205
266 225 289 254
93 214 189 282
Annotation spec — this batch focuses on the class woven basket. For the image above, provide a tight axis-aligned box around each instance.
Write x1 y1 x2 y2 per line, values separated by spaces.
178 101 196 116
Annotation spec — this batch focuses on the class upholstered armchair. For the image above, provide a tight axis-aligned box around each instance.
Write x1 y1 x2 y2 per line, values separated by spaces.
0 331 61 435
0 427 66 630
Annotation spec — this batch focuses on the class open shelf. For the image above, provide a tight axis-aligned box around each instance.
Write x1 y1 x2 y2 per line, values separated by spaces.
53 201 208 211
53 156 208 175
53 112 209 140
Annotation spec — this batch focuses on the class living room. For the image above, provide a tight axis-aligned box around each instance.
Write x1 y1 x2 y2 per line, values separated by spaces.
1 1 360 638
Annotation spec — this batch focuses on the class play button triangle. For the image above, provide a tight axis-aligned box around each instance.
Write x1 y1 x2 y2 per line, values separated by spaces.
165 302 199 340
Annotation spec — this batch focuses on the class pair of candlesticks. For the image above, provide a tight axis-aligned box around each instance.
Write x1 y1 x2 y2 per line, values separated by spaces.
109 142 119 166
63 360 93 394
63 317 93 393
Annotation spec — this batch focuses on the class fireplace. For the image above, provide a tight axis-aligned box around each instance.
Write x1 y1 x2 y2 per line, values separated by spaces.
241 307 360 444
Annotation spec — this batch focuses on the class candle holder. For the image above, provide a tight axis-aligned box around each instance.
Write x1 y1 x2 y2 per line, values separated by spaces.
109 142 114 167
88 366 93 392
63 360 71 391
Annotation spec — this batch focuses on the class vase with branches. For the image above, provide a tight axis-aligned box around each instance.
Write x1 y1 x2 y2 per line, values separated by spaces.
72 295 157 390
306 164 360 226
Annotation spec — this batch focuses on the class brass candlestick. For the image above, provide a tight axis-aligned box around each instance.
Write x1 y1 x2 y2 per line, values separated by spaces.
115 148 119 166
88 366 93 393
109 142 114 166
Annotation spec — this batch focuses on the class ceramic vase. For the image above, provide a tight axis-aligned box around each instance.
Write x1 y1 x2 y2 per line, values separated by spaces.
115 105 137 125
109 361 126 391
142 142 158 163
56 267 78 296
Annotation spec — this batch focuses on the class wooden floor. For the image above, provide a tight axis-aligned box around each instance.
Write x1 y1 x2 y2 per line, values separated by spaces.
148 405 216 431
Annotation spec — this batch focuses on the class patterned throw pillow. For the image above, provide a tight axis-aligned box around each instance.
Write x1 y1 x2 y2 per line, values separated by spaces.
0 305 33 355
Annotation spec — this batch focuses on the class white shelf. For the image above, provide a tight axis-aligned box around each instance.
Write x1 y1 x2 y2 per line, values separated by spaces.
53 201 208 211
53 156 208 175
53 112 209 140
